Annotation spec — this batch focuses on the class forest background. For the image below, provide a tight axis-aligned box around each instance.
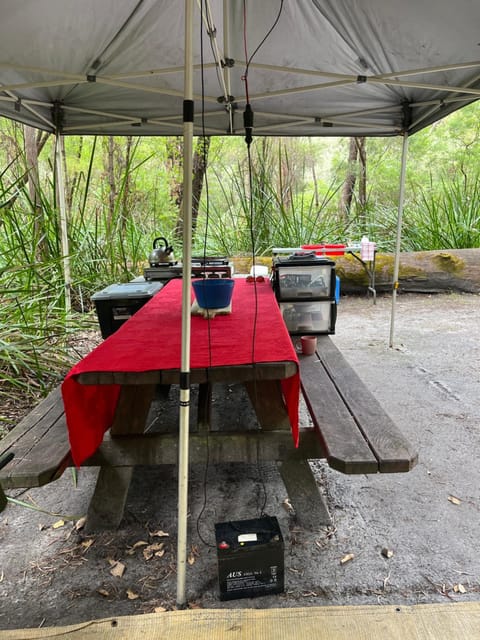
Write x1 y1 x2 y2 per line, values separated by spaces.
0 101 479 421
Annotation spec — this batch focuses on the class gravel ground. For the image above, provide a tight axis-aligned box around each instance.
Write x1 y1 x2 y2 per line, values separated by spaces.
0 291 479 630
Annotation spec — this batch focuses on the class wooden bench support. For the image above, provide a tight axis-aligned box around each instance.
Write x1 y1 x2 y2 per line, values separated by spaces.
300 336 418 474
278 458 331 527
85 466 133 532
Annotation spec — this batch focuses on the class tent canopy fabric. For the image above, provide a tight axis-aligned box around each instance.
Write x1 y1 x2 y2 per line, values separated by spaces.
1 0 479 138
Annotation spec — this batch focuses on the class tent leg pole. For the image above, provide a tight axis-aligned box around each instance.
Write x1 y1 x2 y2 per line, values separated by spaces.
176 0 194 608
54 134 71 314
389 133 409 348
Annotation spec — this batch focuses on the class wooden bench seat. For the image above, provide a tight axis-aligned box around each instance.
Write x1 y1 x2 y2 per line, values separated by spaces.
0 386 71 490
300 335 418 474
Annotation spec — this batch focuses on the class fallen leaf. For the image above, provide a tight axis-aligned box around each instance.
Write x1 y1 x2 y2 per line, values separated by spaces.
187 553 195 565
448 495 462 505
126 589 140 600
143 542 165 561
282 498 294 514
110 561 126 577
453 583 467 594
150 529 169 538
381 547 394 559
97 589 110 597
52 519 65 529
154 607 166 613
340 553 354 565
81 539 94 551
133 540 149 548
155 549 166 558
126 540 149 555
75 517 87 531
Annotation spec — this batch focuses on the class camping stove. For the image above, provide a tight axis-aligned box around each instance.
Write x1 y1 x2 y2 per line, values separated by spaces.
144 257 233 281
144 262 182 281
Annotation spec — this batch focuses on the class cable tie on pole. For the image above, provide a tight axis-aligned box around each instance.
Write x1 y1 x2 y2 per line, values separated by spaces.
356 75 367 83
86 75 96 83
180 371 191 389
14 99 21 112
243 103 254 146
183 99 194 123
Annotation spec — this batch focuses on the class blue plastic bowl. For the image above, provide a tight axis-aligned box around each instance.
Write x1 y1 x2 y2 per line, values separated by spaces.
192 278 235 309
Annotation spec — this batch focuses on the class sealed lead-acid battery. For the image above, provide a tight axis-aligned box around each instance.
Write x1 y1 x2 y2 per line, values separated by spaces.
214 516 284 601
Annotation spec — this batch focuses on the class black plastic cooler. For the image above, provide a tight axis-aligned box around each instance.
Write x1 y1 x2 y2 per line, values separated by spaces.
91 281 163 338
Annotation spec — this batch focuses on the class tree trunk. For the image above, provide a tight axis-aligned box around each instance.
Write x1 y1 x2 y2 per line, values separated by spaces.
334 248 480 295
338 136 367 225
339 137 358 221
106 136 116 230
357 137 367 225
120 135 134 233
173 136 210 243
24 125 48 260
190 136 210 236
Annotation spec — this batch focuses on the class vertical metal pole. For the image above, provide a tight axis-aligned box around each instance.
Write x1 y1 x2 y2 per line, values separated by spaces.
54 134 72 314
389 133 409 348
176 0 194 608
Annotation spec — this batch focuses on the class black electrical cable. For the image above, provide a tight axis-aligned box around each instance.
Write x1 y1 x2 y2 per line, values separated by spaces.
241 2 285 518
194 0 216 550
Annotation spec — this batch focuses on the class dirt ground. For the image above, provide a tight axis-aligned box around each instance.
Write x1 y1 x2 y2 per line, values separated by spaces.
1 291 480 631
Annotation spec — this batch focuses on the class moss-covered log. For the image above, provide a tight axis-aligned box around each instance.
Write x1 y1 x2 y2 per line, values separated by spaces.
334 248 480 294
231 249 480 294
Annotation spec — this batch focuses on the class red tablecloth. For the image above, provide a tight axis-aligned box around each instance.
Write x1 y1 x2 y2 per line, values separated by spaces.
62 278 300 466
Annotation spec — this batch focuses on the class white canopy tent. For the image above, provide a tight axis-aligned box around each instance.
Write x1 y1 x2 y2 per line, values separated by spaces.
1 1 480 136
2 0 479 605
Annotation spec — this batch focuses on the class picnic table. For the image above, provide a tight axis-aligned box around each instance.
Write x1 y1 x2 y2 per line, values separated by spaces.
0 278 416 530
61 278 307 528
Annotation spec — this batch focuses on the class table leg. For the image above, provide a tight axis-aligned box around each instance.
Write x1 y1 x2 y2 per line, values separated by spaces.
244 380 291 430
111 385 156 435
86 385 155 530
85 466 134 531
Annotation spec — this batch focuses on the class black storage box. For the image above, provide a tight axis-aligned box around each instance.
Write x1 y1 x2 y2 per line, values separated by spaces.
272 253 337 335
91 281 163 338
215 516 284 601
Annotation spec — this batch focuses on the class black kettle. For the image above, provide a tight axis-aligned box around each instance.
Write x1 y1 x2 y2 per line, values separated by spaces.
149 236 174 266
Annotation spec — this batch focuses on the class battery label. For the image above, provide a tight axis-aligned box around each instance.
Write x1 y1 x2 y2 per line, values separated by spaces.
225 567 279 593
238 533 258 543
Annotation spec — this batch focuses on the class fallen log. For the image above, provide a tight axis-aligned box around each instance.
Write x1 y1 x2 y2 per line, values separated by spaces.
231 249 480 295
334 248 480 295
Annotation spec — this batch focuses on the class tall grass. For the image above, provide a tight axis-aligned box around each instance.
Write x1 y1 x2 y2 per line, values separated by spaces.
0 138 156 408
403 172 480 251
197 145 346 255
